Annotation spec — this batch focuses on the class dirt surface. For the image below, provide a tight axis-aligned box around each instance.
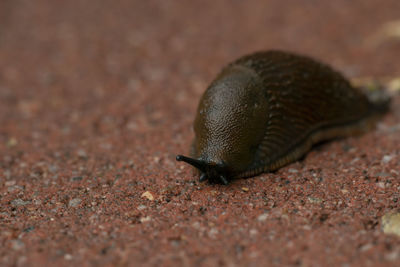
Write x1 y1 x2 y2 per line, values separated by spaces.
1 0 400 266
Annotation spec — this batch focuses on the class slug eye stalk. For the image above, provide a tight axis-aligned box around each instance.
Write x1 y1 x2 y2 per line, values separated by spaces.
176 155 206 173
176 155 229 185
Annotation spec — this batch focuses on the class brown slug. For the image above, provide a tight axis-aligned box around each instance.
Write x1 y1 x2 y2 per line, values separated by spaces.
176 50 389 185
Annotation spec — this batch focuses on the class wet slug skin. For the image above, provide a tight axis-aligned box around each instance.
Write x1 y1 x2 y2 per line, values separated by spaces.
177 50 390 184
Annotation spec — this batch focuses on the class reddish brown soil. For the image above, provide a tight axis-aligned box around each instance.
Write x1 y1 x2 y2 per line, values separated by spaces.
1 0 400 266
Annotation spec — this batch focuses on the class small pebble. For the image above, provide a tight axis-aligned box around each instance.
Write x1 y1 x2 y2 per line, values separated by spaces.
388 77 400 93
241 187 249 192
257 213 268 222
141 191 154 201
382 155 395 164
5 180 16 186
140 216 151 223
208 228 218 238
8 185 23 192
6 137 18 147
71 176 83 181
382 211 400 237
11 199 30 207
48 164 59 173
359 243 373 252
308 197 323 204
377 182 386 189
192 221 201 229
249 229 258 236
137 205 147 210
385 250 400 261
68 198 82 207
77 149 87 158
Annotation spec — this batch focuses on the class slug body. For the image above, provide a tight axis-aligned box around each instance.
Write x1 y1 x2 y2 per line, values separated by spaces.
177 50 389 184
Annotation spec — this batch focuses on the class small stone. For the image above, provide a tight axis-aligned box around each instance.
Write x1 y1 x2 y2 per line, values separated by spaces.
377 182 385 189
257 213 268 222
5 180 16 186
192 222 201 229
208 228 218 238
11 199 31 207
140 216 151 223
68 198 82 207
382 211 400 236
64 254 73 260
388 77 400 93
308 196 323 204
137 205 147 210
385 250 400 261
241 187 249 192
249 229 258 236
71 176 83 181
77 149 87 159
382 155 395 164
7 137 18 147
48 164 59 173
141 191 154 201
359 243 373 252
391 169 399 175
8 185 23 192
288 168 298 173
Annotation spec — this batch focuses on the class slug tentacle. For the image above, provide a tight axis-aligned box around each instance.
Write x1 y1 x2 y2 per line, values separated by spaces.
176 50 390 185
176 155 206 173
176 154 230 184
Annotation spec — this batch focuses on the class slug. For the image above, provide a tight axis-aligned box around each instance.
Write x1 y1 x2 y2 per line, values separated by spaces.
176 50 389 185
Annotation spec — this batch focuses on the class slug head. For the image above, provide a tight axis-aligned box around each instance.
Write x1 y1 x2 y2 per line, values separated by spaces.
177 63 270 184
192 65 269 176
176 155 229 184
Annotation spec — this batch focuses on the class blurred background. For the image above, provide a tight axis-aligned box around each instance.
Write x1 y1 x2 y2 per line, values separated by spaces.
1 0 399 153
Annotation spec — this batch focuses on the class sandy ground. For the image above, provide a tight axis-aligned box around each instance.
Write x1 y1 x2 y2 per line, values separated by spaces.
1 0 400 266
